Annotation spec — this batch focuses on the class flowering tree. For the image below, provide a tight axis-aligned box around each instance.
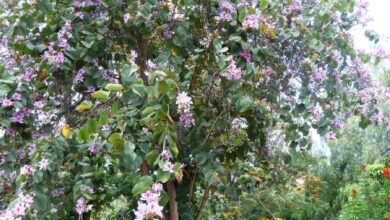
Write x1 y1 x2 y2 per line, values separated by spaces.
0 0 386 219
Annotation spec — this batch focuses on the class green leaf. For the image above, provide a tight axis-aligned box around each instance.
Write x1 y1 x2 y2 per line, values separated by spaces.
156 170 171 183
238 9 247 23
86 119 98 134
122 64 138 76
81 40 95 49
108 133 125 153
168 144 179 158
98 110 109 125
238 96 253 113
229 35 242 42
105 83 123 91
260 0 268 9
37 0 53 11
77 127 90 143
132 84 146 97
157 80 170 95
124 140 135 155
132 176 154 195
146 150 160 165
0 84 10 96
91 90 109 100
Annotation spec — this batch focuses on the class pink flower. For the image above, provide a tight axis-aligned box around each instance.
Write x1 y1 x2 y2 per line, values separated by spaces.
12 93 22 101
75 197 93 215
20 165 35 175
163 161 174 173
326 130 336 140
2 98 13 107
124 13 131 23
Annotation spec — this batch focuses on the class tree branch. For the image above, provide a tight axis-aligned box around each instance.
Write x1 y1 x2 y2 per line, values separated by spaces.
195 183 212 220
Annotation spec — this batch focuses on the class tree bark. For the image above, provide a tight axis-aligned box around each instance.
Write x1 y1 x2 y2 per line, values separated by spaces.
195 183 211 220
167 181 179 220
140 160 149 176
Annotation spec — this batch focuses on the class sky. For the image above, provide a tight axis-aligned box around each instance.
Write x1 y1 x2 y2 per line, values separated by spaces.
352 0 390 51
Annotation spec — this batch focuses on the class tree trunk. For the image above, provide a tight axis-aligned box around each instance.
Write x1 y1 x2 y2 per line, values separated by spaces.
167 181 179 220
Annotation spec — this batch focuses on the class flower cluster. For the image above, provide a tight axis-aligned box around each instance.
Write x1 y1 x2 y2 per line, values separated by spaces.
242 13 261 29
231 117 248 134
310 67 326 82
216 1 234 22
42 21 72 68
176 92 195 128
0 193 34 219
134 183 164 220
11 108 31 124
71 0 100 8
75 197 93 216
225 60 242 80
239 50 251 62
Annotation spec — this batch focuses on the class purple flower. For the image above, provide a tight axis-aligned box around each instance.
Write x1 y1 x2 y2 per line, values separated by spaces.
5 127 16 137
52 188 65 197
9 171 17 180
310 67 326 82
101 124 110 131
12 92 22 101
179 114 195 128
326 130 336 140
286 2 302 13
130 50 138 63
239 50 251 62
163 27 173 39
242 13 260 29
38 158 49 170
225 60 242 80
124 13 131 23
74 68 86 84
33 100 45 109
75 197 93 215
374 48 387 58
75 12 84 19
163 161 174 173
20 165 35 175
88 144 99 155
2 98 13 107
176 92 193 114
216 1 234 22
330 118 345 129
160 149 172 160
71 1 82 7
261 67 275 76
86 86 96 93
370 112 385 123
21 68 34 82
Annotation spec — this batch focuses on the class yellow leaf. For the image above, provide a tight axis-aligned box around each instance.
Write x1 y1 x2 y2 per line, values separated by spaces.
61 124 71 139
171 48 178 56
268 28 276 39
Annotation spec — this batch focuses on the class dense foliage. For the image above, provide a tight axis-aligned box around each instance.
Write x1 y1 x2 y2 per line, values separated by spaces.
0 0 388 219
